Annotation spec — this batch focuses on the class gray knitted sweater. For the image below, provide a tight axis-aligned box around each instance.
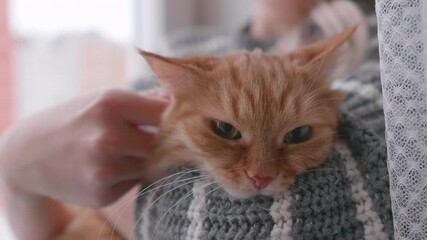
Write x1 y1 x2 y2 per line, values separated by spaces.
134 14 393 240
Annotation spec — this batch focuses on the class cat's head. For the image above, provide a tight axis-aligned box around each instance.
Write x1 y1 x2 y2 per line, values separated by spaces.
140 26 356 198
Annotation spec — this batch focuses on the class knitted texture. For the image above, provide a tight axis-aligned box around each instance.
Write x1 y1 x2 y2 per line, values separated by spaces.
134 7 393 240
135 90 393 240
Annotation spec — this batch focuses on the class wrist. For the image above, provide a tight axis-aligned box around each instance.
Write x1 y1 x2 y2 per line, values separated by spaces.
0 123 46 198
0 176 41 203
1 181 73 240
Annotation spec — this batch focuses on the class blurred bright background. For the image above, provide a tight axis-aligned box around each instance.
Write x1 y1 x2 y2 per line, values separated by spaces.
0 0 253 239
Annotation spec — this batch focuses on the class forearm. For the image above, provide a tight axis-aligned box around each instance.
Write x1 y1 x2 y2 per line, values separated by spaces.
0 89 165 240
1 184 72 240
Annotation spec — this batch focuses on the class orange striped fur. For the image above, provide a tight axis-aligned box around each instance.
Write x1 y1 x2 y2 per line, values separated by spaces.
141 26 356 198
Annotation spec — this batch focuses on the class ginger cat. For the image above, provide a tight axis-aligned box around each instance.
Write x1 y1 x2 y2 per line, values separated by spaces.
141 25 356 198
54 26 356 240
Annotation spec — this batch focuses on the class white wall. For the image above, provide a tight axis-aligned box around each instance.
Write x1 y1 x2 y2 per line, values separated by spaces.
133 0 254 82
200 0 254 29
134 0 254 51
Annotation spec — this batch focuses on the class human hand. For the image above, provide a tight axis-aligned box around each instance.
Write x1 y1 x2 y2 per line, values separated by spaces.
0 88 169 208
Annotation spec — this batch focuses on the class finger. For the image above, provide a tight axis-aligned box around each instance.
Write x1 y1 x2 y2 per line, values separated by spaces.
140 89 171 101
120 93 169 125
112 124 157 158
109 157 154 183
98 89 168 125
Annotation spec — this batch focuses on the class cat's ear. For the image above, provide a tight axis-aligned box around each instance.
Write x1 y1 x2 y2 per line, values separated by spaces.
139 50 219 94
139 50 198 94
287 24 358 72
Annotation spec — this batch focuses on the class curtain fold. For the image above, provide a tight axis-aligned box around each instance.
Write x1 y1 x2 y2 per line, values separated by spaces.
376 0 427 239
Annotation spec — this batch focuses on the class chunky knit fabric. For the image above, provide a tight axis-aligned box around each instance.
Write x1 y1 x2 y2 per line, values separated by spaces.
134 10 393 240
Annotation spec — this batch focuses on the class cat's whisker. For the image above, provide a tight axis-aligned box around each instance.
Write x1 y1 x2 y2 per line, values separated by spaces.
300 56 326 99
151 181 217 239
304 74 317 96
304 87 328 103
202 184 222 199
303 78 336 106
197 155 344 189
141 168 201 192
312 55 326 89
112 176 207 238
131 175 210 239
151 190 195 240
136 175 207 196
176 181 221 239
303 86 342 107
108 169 204 240
101 168 201 240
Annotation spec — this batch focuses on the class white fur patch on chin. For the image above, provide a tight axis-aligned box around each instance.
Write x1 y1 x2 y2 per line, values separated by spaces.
221 185 258 199
225 177 292 199
203 170 257 198
262 176 291 197
201 164 289 199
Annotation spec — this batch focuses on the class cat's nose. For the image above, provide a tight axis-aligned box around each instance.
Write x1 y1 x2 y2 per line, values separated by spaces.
249 175 273 189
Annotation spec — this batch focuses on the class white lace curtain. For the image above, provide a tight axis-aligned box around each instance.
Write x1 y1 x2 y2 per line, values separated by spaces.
376 0 427 239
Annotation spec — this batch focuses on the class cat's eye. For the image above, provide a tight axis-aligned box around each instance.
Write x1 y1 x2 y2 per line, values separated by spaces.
284 126 311 144
211 121 241 140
